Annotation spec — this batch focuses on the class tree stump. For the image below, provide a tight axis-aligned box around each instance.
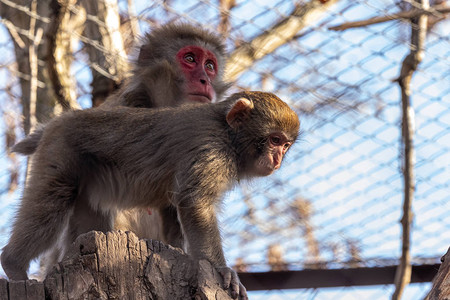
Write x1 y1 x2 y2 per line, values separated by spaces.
0 231 234 299
425 247 450 300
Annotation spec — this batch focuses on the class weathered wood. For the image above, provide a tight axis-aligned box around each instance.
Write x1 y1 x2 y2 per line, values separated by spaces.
425 247 450 300
8 281 26 300
0 279 8 300
0 231 234 299
26 280 45 299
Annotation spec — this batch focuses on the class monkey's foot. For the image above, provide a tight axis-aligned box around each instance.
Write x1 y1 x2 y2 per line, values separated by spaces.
216 266 248 300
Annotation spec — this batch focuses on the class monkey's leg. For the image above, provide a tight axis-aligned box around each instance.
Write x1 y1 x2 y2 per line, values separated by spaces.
67 195 114 243
38 194 114 278
38 215 71 279
1 178 74 280
159 206 184 249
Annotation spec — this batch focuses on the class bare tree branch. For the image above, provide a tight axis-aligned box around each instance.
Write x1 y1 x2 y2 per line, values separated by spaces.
0 0 57 135
28 0 42 133
294 198 321 267
218 0 236 39
79 0 131 107
224 0 339 81
0 19 26 48
0 0 50 23
127 0 140 42
329 3 449 31
46 0 83 111
392 1 428 299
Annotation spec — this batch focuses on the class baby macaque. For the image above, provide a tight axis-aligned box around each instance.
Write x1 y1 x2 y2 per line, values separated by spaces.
2 91 300 299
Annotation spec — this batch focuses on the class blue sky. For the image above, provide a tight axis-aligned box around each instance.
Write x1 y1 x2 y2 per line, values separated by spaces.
0 1 449 299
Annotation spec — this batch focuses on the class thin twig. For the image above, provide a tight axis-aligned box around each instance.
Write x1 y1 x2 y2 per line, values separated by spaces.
127 0 141 42
0 19 26 48
28 0 42 134
0 0 50 23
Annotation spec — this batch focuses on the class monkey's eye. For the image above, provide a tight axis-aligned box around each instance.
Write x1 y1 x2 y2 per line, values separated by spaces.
270 136 281 145
205 61 215 71
283 143 291 150
184 54 195 63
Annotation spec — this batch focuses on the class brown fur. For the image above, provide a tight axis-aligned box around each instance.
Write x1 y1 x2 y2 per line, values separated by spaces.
14 23 231 278
2 91 299 299
103 22 230 109
105 22 231 252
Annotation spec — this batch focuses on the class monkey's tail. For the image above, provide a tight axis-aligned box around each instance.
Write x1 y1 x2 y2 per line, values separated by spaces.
12 126 44 155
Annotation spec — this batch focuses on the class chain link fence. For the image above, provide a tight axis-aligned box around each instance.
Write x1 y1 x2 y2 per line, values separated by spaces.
0 0 449 299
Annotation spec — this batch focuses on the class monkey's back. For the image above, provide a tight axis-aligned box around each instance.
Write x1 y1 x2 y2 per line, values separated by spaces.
36 104 236 210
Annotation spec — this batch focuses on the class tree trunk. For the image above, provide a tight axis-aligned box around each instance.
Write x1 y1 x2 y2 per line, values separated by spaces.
424 247 450 300
0 231 234 300
0 0 56 134
79 0 130 107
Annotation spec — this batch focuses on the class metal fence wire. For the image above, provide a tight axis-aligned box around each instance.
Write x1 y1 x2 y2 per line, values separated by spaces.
0 0 449 299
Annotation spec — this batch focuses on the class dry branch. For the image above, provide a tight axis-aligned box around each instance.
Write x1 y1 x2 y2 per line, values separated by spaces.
0 18 26 48
79 0 130 107
0 0 50 23
0 0 57 135
28 0 42 134
392 1 428 299
294 198 321 267
46 0 83 111
329 3 449 31
224 0 339 81
126 0 140 42
218 0 236 39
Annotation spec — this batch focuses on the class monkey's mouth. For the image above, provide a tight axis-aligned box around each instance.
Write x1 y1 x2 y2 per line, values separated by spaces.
188 94 212 103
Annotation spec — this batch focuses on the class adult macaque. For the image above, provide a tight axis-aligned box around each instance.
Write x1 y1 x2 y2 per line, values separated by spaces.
103 22 230 109
2 91 299 299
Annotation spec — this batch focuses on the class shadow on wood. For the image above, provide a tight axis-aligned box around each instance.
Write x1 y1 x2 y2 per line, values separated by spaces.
0 230 234 299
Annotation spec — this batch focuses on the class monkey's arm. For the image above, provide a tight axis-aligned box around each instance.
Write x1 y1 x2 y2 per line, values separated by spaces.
177 204 246 299
168 161 246 300
177 204 226 265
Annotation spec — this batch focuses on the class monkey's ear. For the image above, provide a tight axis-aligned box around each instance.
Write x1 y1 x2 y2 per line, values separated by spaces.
226 97 254 129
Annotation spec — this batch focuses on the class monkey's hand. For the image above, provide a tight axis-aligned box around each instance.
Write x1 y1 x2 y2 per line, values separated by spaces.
216 266 248 300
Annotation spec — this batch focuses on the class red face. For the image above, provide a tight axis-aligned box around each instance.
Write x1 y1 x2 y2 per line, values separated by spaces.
176 46 218 103
255 132 293 176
